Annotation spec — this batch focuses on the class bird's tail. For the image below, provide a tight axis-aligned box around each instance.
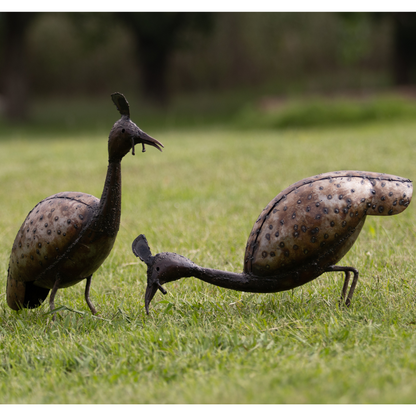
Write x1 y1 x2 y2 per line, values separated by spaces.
360 172 412 216
6 274 50 310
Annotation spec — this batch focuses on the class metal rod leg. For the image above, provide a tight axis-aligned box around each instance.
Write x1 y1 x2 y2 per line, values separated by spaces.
325 265 360 307
49 278 61 320
84 275 98 315
346 269 359 307
341 271 350 302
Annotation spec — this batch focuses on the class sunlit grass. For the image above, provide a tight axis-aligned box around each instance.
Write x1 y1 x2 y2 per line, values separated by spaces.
0 120 416 403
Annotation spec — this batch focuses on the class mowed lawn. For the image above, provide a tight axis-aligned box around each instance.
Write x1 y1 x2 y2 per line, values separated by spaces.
0 120 416 403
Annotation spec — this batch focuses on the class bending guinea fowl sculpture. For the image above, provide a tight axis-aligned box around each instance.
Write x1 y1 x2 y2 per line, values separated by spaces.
7 92 163 315
133 170 412 313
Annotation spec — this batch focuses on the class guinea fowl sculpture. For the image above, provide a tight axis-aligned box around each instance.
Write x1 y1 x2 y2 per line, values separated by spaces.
132 170 412 313
7 92 163 316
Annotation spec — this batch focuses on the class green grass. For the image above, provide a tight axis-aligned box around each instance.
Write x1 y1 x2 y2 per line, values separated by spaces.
0 119 416 403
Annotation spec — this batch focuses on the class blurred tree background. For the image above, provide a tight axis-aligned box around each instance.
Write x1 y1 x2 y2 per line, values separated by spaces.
0 12 416 126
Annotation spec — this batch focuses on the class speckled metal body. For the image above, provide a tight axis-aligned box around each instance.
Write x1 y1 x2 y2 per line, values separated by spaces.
133 170 412 313
6 177 120 311
243 170 412 290
6 191 117 310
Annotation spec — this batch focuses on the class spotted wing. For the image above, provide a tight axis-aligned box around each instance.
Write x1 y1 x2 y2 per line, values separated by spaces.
244 170 412 277
7 192 98 284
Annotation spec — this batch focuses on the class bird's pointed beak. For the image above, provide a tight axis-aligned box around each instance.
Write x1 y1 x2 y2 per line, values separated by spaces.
145 280 167 314
133 129 164 155
144 283 158 314
132 234 167 314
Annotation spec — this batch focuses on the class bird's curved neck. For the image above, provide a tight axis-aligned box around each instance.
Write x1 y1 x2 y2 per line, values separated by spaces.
186 263 291 293
96 160 122 237
192 265 250 291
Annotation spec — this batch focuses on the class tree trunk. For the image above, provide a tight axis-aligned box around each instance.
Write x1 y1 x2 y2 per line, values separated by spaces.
1 12 35 122
392 12 416 86
137 40 170 106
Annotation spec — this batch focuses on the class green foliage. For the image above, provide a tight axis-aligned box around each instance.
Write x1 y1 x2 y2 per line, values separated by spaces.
1 12 392 99
235 96 416 129
0 119 416 403
3 92 416 137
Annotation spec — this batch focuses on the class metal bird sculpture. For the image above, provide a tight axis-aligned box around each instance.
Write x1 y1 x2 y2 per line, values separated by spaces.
7 92 163 316
133 170 412 313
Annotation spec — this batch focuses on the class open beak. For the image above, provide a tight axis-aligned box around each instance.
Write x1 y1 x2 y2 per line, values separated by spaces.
133 129 164 155
144 281 167 314
131 234 168 314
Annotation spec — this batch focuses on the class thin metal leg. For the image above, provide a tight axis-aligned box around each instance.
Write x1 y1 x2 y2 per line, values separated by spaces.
341 271 350 301
325 265 360 307
84 275 98 315
346 269 359 307
49 278 61 320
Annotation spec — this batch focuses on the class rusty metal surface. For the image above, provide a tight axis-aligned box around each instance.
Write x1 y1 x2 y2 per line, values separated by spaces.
244 171 412 280
8 192 98 285
6 92 163 313
134 170 412 313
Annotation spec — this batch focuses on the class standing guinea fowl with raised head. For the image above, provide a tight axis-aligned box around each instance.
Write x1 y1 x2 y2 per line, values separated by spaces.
133 170 412 314
7 92 163 315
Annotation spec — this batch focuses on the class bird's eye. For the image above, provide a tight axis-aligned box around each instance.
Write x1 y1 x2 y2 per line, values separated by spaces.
156 267 160 271
122 129 125 133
